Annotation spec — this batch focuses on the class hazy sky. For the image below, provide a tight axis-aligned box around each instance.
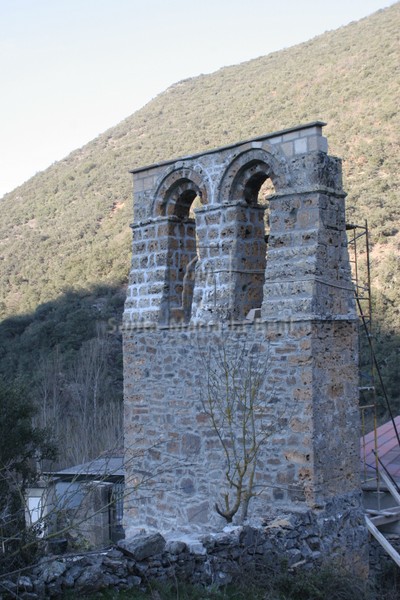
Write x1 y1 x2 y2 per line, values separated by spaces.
0 0 395 198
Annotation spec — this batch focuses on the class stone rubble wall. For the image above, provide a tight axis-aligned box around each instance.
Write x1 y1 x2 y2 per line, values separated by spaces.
1 498 369 598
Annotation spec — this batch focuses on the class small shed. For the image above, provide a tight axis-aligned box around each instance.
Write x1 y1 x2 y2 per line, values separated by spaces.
26 454 124 549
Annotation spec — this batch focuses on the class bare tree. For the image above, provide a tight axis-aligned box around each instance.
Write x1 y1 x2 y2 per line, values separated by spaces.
200 338 274 524
34 327 123 468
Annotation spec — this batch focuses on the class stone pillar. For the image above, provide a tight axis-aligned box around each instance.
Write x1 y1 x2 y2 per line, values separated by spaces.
192 203 266 322
262 153 354 321
124 215 198 326
123 218 169 326
260 152 359 506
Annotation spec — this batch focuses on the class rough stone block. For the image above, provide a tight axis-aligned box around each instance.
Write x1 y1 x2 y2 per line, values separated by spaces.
118 533 166 560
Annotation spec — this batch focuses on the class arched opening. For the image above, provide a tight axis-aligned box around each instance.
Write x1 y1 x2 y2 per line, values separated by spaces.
229 158 275 243
243 171 270 205
163 182 204 324
179 194 202 323
167 186 197 218
229 161 275 319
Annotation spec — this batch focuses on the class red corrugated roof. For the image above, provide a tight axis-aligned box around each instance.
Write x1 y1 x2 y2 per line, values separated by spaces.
361 415 400 481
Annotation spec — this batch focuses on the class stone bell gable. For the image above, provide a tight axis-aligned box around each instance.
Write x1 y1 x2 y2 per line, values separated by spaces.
123 122 367 570
124 122 353 328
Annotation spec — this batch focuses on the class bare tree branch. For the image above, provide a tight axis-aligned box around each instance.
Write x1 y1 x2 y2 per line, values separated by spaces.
200 337 274 523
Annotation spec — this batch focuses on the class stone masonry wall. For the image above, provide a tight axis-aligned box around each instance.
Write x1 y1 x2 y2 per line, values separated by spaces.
124 321 360 532
123 122 368 571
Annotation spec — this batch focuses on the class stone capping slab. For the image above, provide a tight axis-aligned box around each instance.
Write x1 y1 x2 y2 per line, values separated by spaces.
270 187 347 199
194 201 267 213
130 121 327 175
130 214 182 229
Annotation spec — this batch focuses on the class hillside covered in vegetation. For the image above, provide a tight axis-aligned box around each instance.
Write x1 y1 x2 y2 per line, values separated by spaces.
0 3 399 463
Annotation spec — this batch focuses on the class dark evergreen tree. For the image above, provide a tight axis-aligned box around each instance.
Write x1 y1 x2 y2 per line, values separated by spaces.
0 380 57 573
